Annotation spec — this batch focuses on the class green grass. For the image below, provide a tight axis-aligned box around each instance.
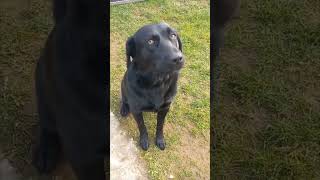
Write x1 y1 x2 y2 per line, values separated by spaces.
0 0 52 178
110 0 210 179
2 0 319 179
213 0 320 178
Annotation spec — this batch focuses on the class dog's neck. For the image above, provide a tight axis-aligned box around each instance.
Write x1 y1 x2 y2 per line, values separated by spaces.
130 69 178 89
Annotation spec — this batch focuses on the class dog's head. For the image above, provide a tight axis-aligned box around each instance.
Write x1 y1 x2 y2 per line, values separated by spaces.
126 22 184 73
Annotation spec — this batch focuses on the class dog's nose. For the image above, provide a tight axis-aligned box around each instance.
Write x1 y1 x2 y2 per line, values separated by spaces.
172 55 183 64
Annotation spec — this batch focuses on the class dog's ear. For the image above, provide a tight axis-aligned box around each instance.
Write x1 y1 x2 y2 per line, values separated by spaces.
126 37 135 68
176 34 183 52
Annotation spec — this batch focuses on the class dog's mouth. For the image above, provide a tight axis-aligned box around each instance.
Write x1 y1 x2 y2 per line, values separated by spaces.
153 57 185 73
167 58 184 72
176 58 184 64
175 58 185 69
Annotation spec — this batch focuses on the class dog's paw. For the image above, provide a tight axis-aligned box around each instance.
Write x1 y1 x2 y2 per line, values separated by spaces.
139 134 149 151
120 102 129 117
155 136 166 150
32 140 60 173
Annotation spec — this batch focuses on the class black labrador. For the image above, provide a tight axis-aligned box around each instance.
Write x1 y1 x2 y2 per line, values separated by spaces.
120 23 184 151
32 0 107 180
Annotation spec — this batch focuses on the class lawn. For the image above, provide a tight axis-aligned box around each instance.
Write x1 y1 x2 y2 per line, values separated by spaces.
110 0 210 179
1 2 89 179
0 0 210 179
213 0 320 178
0 0 52 178
2 0 318 179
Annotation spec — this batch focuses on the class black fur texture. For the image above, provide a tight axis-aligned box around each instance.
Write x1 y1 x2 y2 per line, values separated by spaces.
32 1 108 180
120 23 184 151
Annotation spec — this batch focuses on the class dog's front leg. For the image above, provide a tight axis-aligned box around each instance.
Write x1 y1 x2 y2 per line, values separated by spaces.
132 112 149 150
156 108 169 150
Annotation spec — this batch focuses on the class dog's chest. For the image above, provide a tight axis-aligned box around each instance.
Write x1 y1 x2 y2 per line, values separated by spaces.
142 80 173 111
144 88 171 111
131 74 176 111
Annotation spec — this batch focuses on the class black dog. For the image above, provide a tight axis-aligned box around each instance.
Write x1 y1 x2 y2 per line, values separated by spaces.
120 23 184 151
32 0 107 180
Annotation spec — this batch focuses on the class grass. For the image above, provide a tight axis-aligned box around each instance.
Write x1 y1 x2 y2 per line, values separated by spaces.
2 0 319 179
0 0 52 178
2 0 320 179
110 0 210 179
213 0 320 178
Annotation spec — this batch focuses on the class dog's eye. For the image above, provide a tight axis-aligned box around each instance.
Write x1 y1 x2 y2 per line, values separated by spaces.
170 34 177 39
147 39 154 45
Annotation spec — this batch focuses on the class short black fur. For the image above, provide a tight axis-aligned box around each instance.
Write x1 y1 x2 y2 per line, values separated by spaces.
32 1 108 180
120 23 184 150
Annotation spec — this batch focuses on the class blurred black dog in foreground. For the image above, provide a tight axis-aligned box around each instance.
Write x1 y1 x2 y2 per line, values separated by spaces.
120 23 184 151
32 0 107 179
